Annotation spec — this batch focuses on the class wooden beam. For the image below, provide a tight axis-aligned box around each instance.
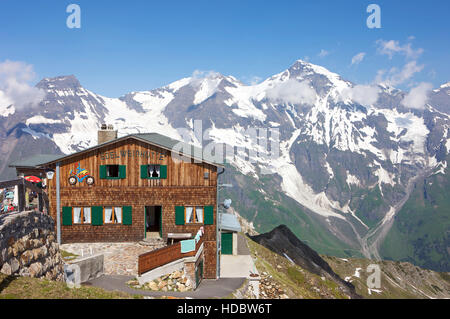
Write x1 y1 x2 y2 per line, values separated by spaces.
38 193 44 211
17 183 25 212
0 179 22 189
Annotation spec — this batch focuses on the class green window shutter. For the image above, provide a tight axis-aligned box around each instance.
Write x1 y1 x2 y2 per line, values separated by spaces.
99 165 107 179
119 165 126 179
62 206 72 226
175 206 185 225
91 206 103 226
159 165 167 179
204 206 214 225
123 206 132 225
140 165 148 179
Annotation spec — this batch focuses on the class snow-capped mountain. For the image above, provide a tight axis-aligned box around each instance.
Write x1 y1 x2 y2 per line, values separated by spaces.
1 60 449 271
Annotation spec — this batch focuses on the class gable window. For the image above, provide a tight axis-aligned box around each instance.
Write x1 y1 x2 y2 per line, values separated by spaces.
107 165 119 178
104 206 122 224
73 207 91 224
185 206 204 224
100 165 126 179
140 164 167 179
148 165 160 178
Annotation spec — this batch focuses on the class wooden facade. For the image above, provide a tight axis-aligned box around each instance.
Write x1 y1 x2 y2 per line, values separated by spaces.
40 136 219 279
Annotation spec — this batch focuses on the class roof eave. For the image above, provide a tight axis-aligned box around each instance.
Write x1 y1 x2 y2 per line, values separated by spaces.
33 135 224 168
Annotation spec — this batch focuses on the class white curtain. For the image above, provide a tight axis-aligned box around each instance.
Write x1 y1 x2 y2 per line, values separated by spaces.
148 165 161 178
115 207 122 223
73 207 82 224
195 207 203 223
105 207 113 223
186 207 194 223
83 207 91 223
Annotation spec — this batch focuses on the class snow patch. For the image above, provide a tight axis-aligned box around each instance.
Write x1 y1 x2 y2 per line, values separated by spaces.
346 171 360 186
21 127 50 140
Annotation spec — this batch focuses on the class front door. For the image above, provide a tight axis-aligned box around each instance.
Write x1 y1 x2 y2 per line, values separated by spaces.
221 232 233 255
145 206 162 238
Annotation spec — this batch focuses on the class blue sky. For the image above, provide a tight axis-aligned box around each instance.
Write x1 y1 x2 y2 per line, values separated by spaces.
1 0 449 97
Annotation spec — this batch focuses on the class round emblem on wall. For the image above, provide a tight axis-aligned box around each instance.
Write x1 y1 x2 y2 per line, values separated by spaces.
86 176 95 185
68 176 77 185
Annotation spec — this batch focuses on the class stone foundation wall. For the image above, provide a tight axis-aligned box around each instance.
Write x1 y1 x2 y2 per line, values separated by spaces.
0 211 65 281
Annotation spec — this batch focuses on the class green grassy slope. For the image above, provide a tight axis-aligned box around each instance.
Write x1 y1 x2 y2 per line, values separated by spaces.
0 274 138 299
324 256 450 299
221 165 363 258
380 157 450 272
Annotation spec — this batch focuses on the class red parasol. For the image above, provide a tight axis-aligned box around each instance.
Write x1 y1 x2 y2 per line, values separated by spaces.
24 176 41 183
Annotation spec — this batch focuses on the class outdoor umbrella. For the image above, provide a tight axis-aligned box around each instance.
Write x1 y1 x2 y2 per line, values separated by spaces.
24 176 41 183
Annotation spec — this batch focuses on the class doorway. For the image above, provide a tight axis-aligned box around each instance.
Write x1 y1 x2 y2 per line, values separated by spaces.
145 206 162 238
221 232 233 255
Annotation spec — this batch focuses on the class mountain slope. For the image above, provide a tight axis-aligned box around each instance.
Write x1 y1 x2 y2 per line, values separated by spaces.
249 225 361 298
324 255 450 299
0 59 448 271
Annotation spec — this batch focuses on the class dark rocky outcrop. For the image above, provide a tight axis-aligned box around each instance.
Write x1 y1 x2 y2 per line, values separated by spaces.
249 224 361 299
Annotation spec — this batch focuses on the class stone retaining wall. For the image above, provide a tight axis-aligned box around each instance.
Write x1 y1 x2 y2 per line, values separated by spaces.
0 211 65 281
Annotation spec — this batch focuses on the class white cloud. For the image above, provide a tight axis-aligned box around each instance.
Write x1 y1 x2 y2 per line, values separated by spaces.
351 52 366 65
376 61 424 86
318 49 329 58
341 85 380 106
0 60 45 109
376 39 423 60
266 79 317 105
249 76 262 85
401 82 433 110
190 70 222 86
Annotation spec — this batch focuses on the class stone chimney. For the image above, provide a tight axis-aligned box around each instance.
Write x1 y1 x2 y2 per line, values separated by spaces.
98 124 118 145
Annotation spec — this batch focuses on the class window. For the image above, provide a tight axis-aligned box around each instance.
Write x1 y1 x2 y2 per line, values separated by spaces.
106 165 119 178
73 207 91 224
100 165 126 179
83 207 91 223
185 206 204 224
104 206 122 224
140 164 167 179
148 165 160 178
73 207 82 224
195 207 204 223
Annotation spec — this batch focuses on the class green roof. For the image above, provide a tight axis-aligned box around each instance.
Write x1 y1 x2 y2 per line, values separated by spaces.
9 133 224 168
9 154 65 168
